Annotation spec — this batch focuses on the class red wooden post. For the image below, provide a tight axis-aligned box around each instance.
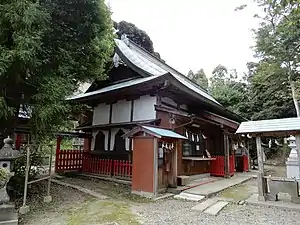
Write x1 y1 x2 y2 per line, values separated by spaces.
15 133 21 150
122 160 125 177
55 136 62 173
83 137 92 152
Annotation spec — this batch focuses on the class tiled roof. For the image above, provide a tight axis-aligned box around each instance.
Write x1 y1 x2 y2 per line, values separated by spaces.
141 126 188 139
67 76 159 100
236 117 300 134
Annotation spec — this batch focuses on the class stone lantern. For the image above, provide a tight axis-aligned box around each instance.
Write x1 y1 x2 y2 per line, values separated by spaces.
0 137 21 225
286 136 300 180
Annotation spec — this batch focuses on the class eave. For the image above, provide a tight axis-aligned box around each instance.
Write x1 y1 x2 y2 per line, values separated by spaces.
76 119 161 131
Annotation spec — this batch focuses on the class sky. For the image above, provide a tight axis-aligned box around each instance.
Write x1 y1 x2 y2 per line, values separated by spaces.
107 0 261 77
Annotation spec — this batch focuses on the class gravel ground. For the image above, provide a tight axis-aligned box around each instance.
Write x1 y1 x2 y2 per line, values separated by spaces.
134 199 300 225
21 169 300 225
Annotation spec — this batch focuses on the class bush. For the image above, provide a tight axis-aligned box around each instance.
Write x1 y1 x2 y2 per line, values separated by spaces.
7 149 45 199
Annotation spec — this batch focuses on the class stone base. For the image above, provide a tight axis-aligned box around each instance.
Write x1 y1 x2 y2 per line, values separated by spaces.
43 195 52 203
131 190 155 199
0 204 18 225
0 186 9 205
257 195 267 201
19 205 30 215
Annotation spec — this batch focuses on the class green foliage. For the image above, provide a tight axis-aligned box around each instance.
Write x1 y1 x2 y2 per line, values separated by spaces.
115 20 154 53
114 20 161 59
209 65 251 119
0 0 114 140
187 69 208 90
14 150 44 179
249 61 296 120
252 0 300 117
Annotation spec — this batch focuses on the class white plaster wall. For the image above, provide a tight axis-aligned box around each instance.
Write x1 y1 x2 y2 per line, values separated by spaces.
112 100 131 123
122 128 130 151
161 96 177 107
91 129 109 151
110 128 118 151
110 128 131 151
133 95 156 121
93 103 110 125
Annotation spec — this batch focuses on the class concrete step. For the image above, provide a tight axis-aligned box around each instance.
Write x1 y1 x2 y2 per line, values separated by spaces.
0 205 17 221
191 198 219 212
174 192 205 201
204 201 229 215
0 220 18 225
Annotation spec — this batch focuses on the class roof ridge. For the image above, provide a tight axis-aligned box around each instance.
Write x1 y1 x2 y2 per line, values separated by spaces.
125 38 211 95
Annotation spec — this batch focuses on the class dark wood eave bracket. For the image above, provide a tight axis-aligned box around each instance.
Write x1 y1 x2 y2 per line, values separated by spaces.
155 105 237 130
202 111 240 131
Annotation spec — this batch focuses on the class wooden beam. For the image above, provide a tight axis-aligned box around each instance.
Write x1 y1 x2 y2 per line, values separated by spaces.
202 111 239 130
256 136 266 201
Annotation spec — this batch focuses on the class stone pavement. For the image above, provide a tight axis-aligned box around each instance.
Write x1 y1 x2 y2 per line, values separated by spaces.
183 173 254 197
246 193 300 211
173 173 255 215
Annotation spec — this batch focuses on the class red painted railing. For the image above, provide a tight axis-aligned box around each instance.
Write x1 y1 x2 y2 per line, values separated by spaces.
82 154 113 176
210 156 225 176
55 150 83 173
55 150 132 179
210 155 235 177
113 160 132 178
243 155 249 172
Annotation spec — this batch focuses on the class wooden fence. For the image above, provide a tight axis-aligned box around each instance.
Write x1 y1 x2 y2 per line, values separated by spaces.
210 155 235 177
55 150 132 179
55 150 83 172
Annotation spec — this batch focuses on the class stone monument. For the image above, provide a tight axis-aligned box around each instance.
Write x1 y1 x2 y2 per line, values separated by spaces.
286 136 300 180
0 137 21 225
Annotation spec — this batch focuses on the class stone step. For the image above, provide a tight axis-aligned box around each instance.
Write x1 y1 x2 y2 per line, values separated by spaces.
204 201 229 215
0 219 18 225
191 198 219 212
0 205 18 221
174 192 205 201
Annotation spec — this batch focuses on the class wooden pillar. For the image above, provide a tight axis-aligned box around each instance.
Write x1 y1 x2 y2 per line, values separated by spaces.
153 138 158 198
55 136 62 173
15 133 21 150
224 133 230 178
256 136 266 201
171 140 178 187
247 139 251 172
83 137 91 152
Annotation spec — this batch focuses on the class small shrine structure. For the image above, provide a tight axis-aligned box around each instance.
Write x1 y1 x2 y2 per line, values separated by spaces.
123 125 187 197
236 117 300 203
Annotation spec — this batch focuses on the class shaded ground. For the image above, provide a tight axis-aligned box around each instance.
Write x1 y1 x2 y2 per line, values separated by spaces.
20 180 140 225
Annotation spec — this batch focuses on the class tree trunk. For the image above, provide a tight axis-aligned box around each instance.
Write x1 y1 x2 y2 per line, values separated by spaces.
290 80 300 117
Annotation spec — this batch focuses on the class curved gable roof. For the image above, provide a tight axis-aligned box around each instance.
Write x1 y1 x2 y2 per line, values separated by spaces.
115 38 220 105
